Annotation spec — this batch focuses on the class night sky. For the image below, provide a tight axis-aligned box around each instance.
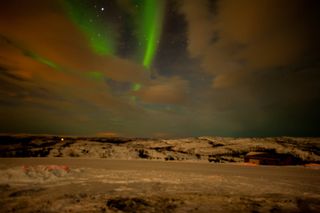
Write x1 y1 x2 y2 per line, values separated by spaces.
0 0 319 138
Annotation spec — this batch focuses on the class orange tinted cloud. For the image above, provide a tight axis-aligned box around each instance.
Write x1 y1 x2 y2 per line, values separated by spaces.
0 0 148 84
136 76 189 104
180 0 320 87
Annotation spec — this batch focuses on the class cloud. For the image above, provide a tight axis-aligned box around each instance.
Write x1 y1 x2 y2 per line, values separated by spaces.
136 76 189 104
0 1 152 136
177 0 320 136
0 1 192 136
178 0 214 57
0 0 319 137
0 0 153 112
0 0 148 84
180 0 320 87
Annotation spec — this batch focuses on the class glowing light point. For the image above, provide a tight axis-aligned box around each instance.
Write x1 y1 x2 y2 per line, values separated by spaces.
101 7 104 11
61 138 64 141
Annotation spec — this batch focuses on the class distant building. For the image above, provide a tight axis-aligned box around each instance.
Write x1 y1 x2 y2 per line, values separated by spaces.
244 152 297 165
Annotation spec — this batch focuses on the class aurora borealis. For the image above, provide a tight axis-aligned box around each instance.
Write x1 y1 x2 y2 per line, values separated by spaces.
63 0 116 55
0 0 320 137
138 0 165 68
63 0 165 68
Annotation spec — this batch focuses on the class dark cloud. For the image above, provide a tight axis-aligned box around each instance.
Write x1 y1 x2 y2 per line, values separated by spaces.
178 0 320 136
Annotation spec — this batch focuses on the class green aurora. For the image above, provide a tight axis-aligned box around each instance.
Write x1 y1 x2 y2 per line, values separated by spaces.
20 1 166 95
137 0 165 69
132 83 142 91
62 0 116 55
63 0 165 69
61 0 166 94
23 50 60 70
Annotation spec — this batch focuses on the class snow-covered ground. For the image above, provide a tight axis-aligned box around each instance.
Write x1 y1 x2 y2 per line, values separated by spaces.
0 158 319 212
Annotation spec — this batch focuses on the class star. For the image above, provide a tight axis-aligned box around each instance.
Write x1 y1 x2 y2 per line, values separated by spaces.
101 7 104 11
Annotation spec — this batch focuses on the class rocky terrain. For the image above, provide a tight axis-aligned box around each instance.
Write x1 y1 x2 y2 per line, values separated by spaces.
0 135 319 164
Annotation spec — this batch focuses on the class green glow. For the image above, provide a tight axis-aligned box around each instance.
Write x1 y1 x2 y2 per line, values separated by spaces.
130 95 137 102
62 0 115 55
132 83 142 91
23 50 60 70
137 0 165 69
87 71 104 81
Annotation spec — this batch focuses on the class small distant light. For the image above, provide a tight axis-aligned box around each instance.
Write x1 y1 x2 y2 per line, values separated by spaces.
101 7 104 11
61 138 64 141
